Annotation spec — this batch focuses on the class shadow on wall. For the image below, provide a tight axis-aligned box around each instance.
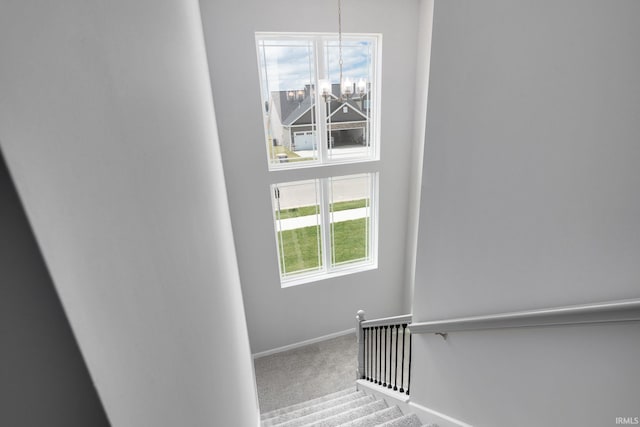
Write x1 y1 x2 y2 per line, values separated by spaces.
0 149 111 427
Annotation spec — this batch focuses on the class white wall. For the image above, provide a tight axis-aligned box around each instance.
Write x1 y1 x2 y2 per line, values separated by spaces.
0 1 259 426
200 0 421 353
412 0 640 425
411 323 640 426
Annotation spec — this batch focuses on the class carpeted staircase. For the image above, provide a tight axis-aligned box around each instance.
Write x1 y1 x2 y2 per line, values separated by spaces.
260 388 432 427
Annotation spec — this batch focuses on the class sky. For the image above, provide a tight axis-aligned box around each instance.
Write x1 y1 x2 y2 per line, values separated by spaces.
258 38 374 100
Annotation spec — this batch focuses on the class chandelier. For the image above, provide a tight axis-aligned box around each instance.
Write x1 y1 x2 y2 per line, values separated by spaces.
318 0 367 102
285 0 369 104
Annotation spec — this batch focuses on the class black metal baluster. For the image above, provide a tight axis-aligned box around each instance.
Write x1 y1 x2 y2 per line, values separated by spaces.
399 324 406 393
382 326 387 387
363 328 367 380
369 328 372 381
383 326 387 388
388 325 393 389
384 326 388 388
388 326 392 386
368 328 372 381
374 326 378 384
367 328 373 381
373 326 377 384
407 332 412 395
378 326 382 385
379 326 383 385
393 324 399 391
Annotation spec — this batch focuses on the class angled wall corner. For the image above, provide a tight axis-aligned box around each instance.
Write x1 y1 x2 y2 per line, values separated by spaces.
405 0 435 313
0 1 259 426
0 149 111 427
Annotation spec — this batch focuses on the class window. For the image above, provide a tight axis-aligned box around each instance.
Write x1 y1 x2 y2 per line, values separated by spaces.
257 33 380 168
272 173 378 285
257 32 381 286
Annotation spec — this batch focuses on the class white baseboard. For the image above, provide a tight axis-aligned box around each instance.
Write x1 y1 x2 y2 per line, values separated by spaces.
408 401 473 427
356 380 472 427
252 328 356 359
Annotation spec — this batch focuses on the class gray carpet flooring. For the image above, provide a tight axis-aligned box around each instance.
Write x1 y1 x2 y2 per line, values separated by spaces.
254 333 358 413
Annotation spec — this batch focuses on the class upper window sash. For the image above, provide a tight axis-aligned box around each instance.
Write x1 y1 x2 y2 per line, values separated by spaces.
256 33 381 170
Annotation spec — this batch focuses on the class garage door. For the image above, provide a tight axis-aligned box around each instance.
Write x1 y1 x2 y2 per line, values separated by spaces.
293 131 316 151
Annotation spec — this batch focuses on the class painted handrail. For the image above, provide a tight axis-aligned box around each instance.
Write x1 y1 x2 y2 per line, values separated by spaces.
409 298 640 335
361 314 413 328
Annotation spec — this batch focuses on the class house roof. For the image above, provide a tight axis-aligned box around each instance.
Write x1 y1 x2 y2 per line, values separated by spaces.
271 84 369 127
282 96 314 126
327 100 369 122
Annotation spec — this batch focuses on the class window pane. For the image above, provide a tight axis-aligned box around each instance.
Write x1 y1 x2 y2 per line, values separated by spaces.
258 39 319 166
272 180 323 276
329 173 373 267
257 33 379 169
324 39 375 162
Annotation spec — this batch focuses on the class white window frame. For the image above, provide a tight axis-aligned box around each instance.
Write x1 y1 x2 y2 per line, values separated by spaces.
256 32 382 171
271 173 379 288
257 32 382 287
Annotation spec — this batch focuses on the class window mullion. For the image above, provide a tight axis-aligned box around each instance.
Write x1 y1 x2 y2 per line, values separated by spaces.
320 177 332 272
274 185 288 276
314 38 328 163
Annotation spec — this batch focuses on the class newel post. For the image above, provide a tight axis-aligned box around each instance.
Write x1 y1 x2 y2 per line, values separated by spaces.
356 309 366 380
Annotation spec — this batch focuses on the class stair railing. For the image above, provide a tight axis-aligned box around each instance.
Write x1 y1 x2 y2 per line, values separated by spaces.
356 310 412 395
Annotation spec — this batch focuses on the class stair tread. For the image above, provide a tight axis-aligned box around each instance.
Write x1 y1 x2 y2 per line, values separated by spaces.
269 395 377 427
262 391 366 426
303 399 388 427
261 388 356 420
262 387 429 427
336 405 403 427
376 413 423 427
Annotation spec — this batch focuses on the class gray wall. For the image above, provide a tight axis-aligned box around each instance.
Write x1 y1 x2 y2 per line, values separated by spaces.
200 0 421 354
412 0 640 425
0 150 110 427
0 1 259 425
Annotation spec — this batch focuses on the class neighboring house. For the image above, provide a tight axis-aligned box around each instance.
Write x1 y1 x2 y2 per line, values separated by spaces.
269 84 370 151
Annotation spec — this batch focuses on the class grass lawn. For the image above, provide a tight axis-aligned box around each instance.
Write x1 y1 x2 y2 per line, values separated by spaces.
278 218 368 275
277 205 320 220
276 198 369 219
269 145 314 163
278 225 322 273
331 218 369 264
